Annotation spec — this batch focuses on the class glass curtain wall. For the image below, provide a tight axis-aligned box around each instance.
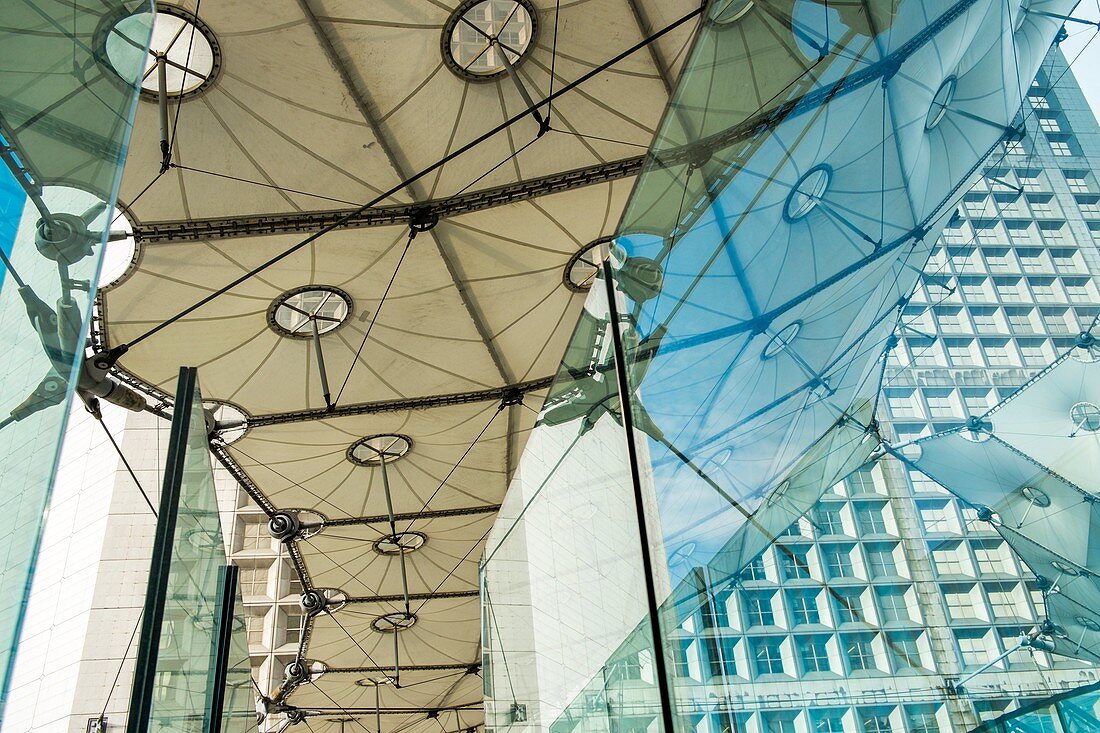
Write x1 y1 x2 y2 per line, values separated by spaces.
0 0 151 713
484 0 1076 731
970 680 1100 732
128 367 257 733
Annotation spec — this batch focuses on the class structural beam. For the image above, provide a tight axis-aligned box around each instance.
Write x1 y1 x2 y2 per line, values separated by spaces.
133 157 643 243
246 375 553 428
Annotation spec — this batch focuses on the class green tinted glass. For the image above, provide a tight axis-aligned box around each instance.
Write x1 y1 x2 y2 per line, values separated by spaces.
0 0 152 711
129 368 258 733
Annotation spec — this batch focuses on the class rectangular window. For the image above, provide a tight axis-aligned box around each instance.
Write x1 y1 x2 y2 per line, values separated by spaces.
846 467 878 494
1039 223 1066 243
239 565 269 598
844 634 877 671
702 587 732 629
907 710 941 733
973 541 1008 574
283 562 303 598
781 548 812 580
238 521 271 551
1018 170 1044 191
1028 95 1050 110
1050 140 1073 156
981 339 1015 366
834 591 864 623
933 543 967 576
1065 277 1093 300
945 590 975 619
1006 307 1036 332
1041 308 1070 333
814 505 844 535
813 714 844 733
861 713 892 733
1017 339 1050 367
788 591 819 625
866 545 897 579
988 586 1021 619
994 277 1025 301
741 554 767 581
798 636 830 673
824 546 854 579
961 389 992 416
983 248 1012 272
673 638 693 677
920 503 952 533
1078 196 1100 216
1051 249 1082 272
743 592 774 627
246 608 266 647
1065 171 1090 193
924 391 957 418
974 224 1002 245
877 588 910 623
1039 116 1061 133
946 339 977 365
1017 248 1046 271
888 633 923 670
705 636 738 678
970 307 998 331
1029 277 1059 302
957 633 990 666
284 613 305 648
856 504 887 534
752 639 784 675
1029 197 1053 216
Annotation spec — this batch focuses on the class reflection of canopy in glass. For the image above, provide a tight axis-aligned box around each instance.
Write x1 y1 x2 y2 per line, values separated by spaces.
903 338 1100 665
605 0 1076 524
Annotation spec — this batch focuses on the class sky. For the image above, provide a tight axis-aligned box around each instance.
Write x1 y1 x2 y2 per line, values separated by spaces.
1060 3 1100 118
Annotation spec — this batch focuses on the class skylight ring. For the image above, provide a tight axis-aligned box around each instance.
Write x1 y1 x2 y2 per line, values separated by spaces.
784 165 832 222
268 285 353 340
373 531 428 556
371 611 418 634
347 434 414 466
442 0 538 82
101 5 221 101
563 237 612 292
925 76 957 131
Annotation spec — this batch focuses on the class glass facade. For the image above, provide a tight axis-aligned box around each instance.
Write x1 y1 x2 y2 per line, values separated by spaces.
484 2 1098 733
128 368 256 733
0 0 151 714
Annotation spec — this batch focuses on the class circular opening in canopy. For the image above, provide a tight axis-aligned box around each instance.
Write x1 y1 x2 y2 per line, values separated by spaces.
1019 486 1051 507
564 238 610 292
1076 616 1100 632
374 531 428 556
97 207 137 289
371 612 417 634
105 6 219 98
1051 560 1081 577
355 675 395 687
347 434 413 466
445 0 536 80
762 322 802 360
925 76 957 130
785 166 831 221
269 286 352 339
1070 401 1100 433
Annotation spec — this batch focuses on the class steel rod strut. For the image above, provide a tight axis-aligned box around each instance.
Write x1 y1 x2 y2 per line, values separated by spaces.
156 54 171 173
310 317 333 410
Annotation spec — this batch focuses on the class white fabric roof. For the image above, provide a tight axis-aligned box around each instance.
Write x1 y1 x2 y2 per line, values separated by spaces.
99 0 696 727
